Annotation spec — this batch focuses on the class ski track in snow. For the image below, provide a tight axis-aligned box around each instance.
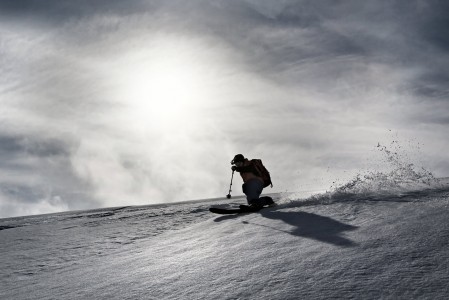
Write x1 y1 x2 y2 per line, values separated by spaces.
1 182 449 299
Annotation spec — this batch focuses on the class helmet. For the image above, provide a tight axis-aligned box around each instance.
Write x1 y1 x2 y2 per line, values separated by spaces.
231 154 245 164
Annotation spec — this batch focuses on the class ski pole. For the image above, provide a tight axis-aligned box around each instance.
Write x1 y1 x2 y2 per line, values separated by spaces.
226 170 234 199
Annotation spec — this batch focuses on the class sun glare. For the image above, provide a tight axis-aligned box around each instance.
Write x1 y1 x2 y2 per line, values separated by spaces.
114 41 208 133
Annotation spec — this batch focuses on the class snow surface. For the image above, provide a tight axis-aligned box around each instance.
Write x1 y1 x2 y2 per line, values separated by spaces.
2 180 449 299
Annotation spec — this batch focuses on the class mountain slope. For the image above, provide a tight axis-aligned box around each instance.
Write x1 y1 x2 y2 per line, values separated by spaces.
2 183 449 299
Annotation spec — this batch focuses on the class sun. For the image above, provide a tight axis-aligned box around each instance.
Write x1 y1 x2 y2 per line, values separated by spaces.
130 57 198 117
113 40 207 132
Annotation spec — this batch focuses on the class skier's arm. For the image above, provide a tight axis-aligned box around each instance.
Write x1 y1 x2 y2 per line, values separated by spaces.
233 164 257 174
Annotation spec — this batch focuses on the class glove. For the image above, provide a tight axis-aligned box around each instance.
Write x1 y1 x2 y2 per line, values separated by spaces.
231 166 237 171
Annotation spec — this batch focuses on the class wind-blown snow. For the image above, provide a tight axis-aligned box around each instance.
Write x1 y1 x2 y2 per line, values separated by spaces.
1 176 449 299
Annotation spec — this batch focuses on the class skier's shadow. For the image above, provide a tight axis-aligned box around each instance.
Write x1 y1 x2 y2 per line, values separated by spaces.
258 210 358 247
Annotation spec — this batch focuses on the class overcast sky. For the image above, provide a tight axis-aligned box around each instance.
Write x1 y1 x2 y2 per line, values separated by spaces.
1 0 448 218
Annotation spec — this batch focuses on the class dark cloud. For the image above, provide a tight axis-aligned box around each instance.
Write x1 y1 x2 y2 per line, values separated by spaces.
188 1 449 99
410 1 449 51
410 70 449 99
0 134 72 174
0 133 74 157
0 0 153 23
0 135 25 157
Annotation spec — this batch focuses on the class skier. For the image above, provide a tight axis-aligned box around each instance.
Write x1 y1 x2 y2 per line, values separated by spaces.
231 154 274 208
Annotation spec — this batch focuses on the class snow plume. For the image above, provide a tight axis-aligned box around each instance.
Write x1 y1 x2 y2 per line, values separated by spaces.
280 137 442 207
332 140 439 194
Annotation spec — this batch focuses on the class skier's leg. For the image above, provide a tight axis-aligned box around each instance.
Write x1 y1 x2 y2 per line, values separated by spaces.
242 179 264 206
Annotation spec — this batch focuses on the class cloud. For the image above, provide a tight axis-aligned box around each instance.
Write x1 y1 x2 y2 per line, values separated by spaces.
0 0 152 23
1 9 243 217
0 133 97 218
1 0 449 217
0 190 70 218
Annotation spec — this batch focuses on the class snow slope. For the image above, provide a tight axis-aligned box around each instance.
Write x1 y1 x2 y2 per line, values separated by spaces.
2 178 449 300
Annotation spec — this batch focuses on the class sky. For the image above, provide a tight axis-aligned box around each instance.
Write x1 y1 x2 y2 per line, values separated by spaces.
1 0 449 218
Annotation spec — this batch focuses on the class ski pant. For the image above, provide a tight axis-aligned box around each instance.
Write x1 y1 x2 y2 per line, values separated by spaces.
242 178 266 206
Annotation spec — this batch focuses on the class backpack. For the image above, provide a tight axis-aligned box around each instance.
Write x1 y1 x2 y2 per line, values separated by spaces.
251 159 273 188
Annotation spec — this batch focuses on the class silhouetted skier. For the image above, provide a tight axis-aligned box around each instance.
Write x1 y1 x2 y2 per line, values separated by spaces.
231 154 274 208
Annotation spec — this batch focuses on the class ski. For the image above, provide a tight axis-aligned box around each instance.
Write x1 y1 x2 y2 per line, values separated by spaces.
209 205 263 215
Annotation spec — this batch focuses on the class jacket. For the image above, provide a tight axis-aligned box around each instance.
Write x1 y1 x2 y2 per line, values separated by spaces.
234 159 264 184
